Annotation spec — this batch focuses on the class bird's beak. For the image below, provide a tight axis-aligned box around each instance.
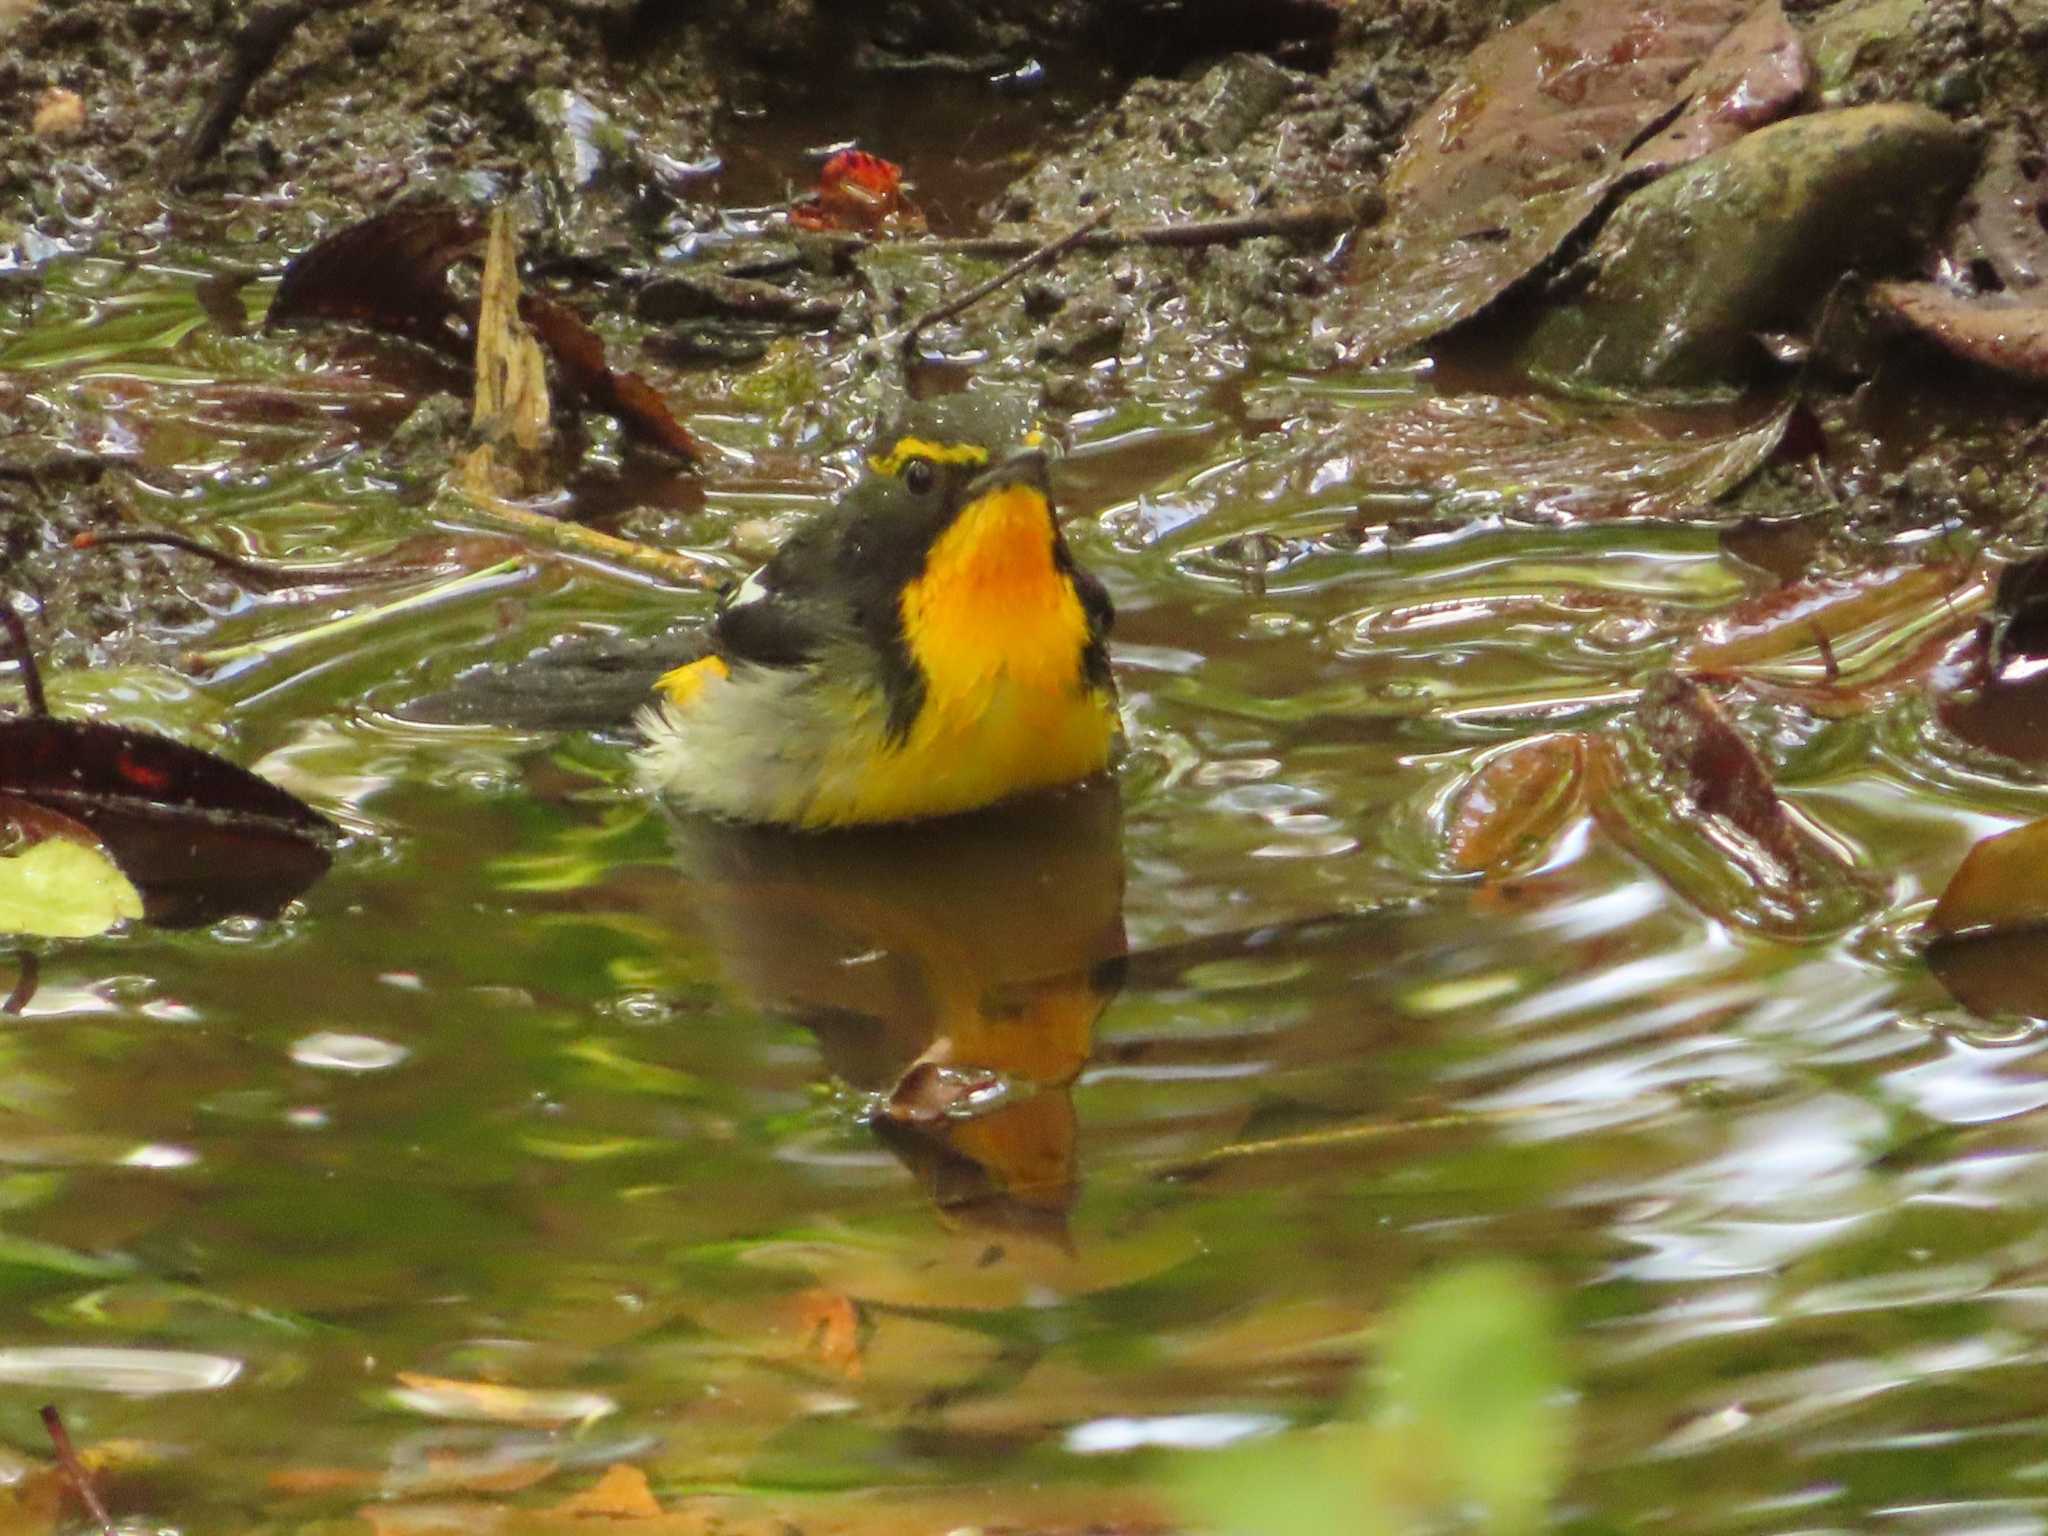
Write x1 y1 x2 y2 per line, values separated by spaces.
965 446 1051 503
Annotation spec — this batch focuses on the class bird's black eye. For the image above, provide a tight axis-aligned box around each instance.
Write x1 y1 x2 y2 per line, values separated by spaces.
903 458 936 496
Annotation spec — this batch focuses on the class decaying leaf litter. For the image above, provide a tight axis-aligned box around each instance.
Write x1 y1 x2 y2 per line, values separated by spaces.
9 0 2048 1530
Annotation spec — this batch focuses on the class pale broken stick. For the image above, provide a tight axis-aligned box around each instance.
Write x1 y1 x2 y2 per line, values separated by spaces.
455 206 717 590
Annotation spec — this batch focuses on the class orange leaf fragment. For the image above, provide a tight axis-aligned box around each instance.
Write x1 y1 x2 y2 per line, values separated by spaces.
549 1465 664 1521
1445 735 1587 875
792 1288 864 1381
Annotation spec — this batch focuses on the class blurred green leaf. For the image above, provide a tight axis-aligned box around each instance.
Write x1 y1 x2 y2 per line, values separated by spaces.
1174 1262 1567 1536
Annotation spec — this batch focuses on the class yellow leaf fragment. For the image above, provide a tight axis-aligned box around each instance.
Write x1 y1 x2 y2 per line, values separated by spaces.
390 1372 615 1427
462 203 553 499
1445 735 1586 876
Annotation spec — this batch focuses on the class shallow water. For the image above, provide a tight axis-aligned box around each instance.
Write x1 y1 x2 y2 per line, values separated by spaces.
8 220 2048 1536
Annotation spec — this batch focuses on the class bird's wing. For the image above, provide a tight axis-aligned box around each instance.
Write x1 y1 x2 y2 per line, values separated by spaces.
395 621 710 732
710 516 849 669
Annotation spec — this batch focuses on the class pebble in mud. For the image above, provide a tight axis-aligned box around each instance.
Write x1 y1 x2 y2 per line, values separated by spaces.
30 86 83 139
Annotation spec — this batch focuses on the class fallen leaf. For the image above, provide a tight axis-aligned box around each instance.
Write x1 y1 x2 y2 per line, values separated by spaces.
1327 392 1791 521
548 1465 662 1520
1618 0 1811 178
0 801 143 939
1932 817 2048 939
1870 281 2048 383
1596 672 1877 938
0 716 336 928
1444 736 1587 876
266 203 483 354
519 296 701 461
1334 0 1763 359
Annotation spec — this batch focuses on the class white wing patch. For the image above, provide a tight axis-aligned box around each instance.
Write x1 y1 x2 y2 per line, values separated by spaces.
721 565 772 613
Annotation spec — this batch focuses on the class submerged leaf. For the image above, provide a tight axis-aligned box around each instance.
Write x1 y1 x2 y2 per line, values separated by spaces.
1679 559 1975 672
1444 736 1587 876
1597 672 1877 938
1329 392 1790 521
1334 0 1760 359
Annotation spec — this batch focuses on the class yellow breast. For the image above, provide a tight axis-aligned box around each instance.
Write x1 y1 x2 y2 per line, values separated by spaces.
820 482 1115 825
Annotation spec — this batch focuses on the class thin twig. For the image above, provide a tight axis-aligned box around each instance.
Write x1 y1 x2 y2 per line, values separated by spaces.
174 0 320 179
449 489 720 590
187 558 526 670
743 199 1375 279
73 530 450 590
0 604 49 719
899 209 1112 357
40 1405 115 1536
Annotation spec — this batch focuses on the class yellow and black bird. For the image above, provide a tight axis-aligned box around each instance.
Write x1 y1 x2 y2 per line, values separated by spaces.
408 397 1120 828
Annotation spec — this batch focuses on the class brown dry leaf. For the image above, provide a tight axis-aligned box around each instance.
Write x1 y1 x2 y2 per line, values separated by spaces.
1679 559 1976 671
548 1465 663 1520
1619 0 1811 178
520 296 701 462
791 1289 865 1381
1931 817 2048 938
1326 392 1791 520
1870 280 2048 383
1335 0 1763 359
1445 735 1588 875
1947 121 2048 295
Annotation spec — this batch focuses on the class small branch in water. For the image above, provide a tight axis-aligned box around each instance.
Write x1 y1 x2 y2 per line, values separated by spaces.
74 530 449 591
3 953 38 1017
449 488 719 590
174 0 321 179
0 604 50 719
187 558 528 671
735 198 1377 280
40 1405 115 1536
899 209 1113 358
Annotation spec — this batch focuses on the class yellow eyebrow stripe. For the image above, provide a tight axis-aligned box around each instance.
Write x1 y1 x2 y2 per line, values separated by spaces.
867 436 990 477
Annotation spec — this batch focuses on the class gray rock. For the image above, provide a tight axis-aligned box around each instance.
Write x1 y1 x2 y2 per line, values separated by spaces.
1520 104 1977 395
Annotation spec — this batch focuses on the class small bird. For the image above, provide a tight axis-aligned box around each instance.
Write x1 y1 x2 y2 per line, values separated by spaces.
404 398 1120 829
635 400 1119 827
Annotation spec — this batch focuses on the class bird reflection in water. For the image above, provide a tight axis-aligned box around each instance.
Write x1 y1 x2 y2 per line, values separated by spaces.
663 780 1126 1240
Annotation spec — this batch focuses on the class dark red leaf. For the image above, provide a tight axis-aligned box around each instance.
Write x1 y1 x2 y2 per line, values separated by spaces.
0 716 338 928
1870 280 2048 384
266 205 484 354
520 294 701 462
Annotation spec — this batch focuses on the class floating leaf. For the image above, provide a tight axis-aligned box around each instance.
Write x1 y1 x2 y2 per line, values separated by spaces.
1444 736 1587 876
790 1289 865 1382
548 1465 663 1519
1334 0 1761 359
520 294 701 461
0 717 336 929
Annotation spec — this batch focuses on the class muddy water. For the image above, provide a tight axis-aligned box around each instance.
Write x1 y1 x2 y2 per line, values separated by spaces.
7 239 2048 1533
